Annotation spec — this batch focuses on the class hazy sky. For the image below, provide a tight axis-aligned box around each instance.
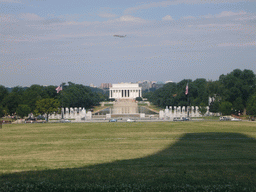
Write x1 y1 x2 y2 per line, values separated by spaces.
1 0 256 87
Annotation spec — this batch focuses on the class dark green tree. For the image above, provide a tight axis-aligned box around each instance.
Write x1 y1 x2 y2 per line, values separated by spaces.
16 104 31 119
0 105 4 118
0 85 9 107
198 103 207 116
34 98 60 122
247 93 256 116
209 100 220 113
2 86 24 115
22 85 58 112
219 101 232 116
61 82 102 109
218 69 256 114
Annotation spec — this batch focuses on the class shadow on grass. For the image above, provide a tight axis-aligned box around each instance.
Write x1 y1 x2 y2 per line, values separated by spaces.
1 132 256 191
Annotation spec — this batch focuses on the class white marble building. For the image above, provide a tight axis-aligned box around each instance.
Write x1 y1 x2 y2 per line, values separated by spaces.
109 83 142 100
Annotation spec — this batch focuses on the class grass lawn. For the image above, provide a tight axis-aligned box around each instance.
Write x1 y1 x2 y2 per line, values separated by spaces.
0 121 256 191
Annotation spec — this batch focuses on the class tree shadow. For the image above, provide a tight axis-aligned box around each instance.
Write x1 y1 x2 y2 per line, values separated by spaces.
1 132 256 191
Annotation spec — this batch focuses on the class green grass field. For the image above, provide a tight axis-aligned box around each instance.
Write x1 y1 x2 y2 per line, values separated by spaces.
1 121 256 191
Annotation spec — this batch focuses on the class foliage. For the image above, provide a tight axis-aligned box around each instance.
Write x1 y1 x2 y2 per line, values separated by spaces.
219 101 232 115
34 98 60 121
246 93 256 116
2 86 24 115
0 105 4 118
219 69 256 110
0 85 9 107
22 85 58 112
198 103 207 116
148 79 209 108
147 69 256 116
16 104 31 118
135 97 143 101
61 82 102 108
209 100 220 113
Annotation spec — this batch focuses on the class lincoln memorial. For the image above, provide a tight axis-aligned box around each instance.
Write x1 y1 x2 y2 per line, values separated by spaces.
109 83 142 100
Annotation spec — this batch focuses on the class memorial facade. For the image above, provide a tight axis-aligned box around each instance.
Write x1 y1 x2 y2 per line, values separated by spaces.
109 83 142 100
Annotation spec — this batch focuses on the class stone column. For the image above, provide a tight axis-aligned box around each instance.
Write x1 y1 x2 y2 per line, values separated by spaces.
177 106 181 117
169 106 172 117
70 108 74 118
65 108 69 119
195 106 200 117
191 106 194 117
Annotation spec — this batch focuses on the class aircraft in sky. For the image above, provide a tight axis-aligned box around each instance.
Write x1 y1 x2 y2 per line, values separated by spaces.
113 35 126 38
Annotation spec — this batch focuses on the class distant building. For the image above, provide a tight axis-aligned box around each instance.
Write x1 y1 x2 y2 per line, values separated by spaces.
109 83 142 100
100 83 112 89
89 83 97 88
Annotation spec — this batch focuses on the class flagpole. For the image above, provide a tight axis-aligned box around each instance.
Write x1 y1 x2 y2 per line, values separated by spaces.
61 83 64 120
185 82 189 118
187 91 189 118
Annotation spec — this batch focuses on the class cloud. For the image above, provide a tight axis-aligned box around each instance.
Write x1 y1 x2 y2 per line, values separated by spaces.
0 14 19 22
98 13 117 18
218 42 256 47
19 13 44 21
215 11 247 18
162 15 174 21
182 16 197 20
0 0 20 3
117 15 146 22
124 0 254 14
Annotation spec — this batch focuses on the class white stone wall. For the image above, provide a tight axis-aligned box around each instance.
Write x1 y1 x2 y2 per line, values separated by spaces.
48 107 91 121
159 106 209 120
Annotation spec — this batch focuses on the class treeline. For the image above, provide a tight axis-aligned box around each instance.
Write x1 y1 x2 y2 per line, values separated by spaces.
0 82 107 118
144 69 256 116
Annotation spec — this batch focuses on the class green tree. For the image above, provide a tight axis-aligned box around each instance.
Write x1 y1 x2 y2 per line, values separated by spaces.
198 103 207 116
2 86 24 115
23 85 58 112
218 69 256 113
136 97 143 101
0 85 9 107
34 98 60 122
209 100 220 113
247 94 256 116
232 97 244 115
16 104 31 119
61 82 102 109
0 105 4 118
219 101 232 116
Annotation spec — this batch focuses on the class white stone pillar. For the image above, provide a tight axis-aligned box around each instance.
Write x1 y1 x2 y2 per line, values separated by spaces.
174 106 177 117
191 106 194 117
195 106 200 117
182 106 186 117
169 106 172 117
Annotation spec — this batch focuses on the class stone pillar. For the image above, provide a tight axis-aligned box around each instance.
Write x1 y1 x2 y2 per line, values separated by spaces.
86 111 92 120
65 108 69 119
174 106 177 117
177 106 181 117
169 106 172 117
195 106 200 117
191 106 194 117
182 106 186 117
206 106 210 116
159 110 164 119
70 108 74 118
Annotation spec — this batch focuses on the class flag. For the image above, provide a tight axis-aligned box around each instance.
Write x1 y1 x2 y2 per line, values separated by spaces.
56 85 62 93
185 83 188 95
